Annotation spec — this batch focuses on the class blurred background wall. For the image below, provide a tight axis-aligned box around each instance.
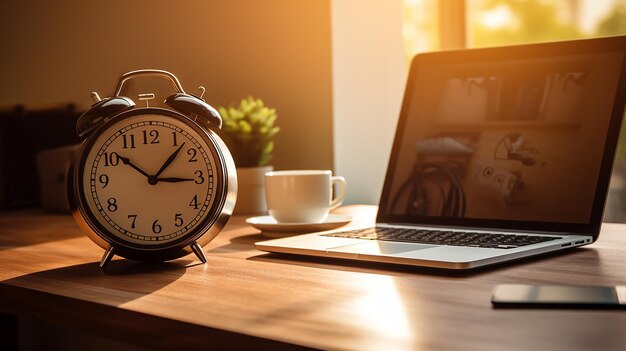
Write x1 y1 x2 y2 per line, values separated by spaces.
0 0 408 208
3 0 626 216
0 0 334 172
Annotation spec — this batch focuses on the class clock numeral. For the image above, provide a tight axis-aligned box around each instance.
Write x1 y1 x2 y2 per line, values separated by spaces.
152 220 162 234
174 213 184 227
187 148 198 162
103 152 120 167
122 134 136 149
107 198 118 212
189 195 199 210
128 214 137 229
172 132 178 146
99 174 109 188
142 130 160 144
194 170 205 184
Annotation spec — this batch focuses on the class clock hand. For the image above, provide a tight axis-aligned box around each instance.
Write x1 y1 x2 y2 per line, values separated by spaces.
154 142 186 178
118 155 151 178
156 177 194 183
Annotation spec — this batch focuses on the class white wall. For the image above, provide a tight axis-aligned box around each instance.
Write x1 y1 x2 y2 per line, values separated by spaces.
331 0 408 204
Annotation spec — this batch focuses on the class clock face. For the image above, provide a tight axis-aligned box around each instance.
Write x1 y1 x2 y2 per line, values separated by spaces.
81 113 219 246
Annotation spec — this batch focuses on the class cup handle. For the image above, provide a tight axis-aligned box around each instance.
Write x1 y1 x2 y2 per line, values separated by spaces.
329 176 347 211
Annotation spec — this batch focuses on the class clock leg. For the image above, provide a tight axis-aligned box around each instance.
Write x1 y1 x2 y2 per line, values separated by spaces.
190 242 208 264
99 245 115 269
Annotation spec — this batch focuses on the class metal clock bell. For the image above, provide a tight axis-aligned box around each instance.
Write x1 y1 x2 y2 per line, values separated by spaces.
68 69 237 269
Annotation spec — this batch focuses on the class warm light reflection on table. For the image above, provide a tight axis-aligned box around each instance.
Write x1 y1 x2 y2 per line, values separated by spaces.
347 274 417 347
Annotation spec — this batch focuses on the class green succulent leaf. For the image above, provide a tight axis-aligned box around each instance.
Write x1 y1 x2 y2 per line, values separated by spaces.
218 96 279 167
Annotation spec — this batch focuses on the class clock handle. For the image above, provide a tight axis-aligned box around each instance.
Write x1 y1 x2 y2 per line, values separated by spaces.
113 69 186 97
99 245 115 269
190 242 208 264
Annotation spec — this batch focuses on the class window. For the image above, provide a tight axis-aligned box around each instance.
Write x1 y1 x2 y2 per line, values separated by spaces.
402 0 626 221
468 0 626 47
402 0 440 60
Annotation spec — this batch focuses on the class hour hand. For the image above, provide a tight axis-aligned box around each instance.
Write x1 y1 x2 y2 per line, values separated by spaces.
156 177 194 183
118 155 151 178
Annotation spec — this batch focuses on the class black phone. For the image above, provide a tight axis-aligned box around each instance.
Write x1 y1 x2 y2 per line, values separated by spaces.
492 284 626 309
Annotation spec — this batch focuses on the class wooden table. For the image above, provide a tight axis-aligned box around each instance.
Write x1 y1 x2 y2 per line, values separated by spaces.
1 205 625 350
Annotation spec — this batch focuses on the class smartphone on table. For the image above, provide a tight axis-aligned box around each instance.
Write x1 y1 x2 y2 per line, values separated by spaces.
492 284 626 309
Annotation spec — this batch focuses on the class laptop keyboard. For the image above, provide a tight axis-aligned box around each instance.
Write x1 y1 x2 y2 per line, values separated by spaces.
322 227 560 249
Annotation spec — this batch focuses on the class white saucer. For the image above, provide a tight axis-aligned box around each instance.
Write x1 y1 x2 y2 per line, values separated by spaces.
245 214 353 234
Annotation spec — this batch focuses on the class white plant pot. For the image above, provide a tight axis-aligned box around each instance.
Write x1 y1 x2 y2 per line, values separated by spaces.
233 165 273 215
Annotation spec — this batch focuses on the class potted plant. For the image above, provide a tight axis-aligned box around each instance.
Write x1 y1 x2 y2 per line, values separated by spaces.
219 97 280 214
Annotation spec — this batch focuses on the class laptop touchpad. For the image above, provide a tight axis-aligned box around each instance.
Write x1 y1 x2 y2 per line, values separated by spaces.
329 241 435 255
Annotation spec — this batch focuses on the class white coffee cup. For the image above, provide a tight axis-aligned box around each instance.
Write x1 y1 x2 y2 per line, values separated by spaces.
265 170 347 223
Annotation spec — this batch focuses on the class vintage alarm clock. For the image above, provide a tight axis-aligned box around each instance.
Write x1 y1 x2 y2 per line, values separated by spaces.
68 69 237 269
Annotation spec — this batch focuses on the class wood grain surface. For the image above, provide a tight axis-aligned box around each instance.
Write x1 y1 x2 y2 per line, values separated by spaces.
1 206 625 350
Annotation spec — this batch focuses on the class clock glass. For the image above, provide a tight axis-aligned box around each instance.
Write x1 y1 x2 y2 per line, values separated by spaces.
81 113 219 246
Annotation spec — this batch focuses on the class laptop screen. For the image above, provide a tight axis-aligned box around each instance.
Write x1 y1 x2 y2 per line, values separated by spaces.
378 37 626 234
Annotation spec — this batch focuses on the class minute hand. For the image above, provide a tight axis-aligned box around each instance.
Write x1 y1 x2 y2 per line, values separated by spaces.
155 142 186 177
156 177 194 183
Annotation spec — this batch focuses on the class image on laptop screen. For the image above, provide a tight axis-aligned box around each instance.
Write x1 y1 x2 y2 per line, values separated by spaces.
383 48 624 225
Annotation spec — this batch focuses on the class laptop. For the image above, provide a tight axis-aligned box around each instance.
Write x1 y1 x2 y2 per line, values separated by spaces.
255 36 626 269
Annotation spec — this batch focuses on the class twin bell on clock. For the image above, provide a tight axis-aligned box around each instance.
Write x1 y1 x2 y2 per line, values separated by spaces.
68 69 237 269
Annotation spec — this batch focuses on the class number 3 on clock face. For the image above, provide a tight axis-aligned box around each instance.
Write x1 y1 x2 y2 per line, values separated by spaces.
81 113 219 246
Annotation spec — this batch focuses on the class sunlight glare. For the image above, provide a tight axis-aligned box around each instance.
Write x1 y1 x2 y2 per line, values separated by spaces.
348 274 416 344
480 5 517 29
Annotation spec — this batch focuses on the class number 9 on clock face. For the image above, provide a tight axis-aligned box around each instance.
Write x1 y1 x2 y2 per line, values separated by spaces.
79 112 221 246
